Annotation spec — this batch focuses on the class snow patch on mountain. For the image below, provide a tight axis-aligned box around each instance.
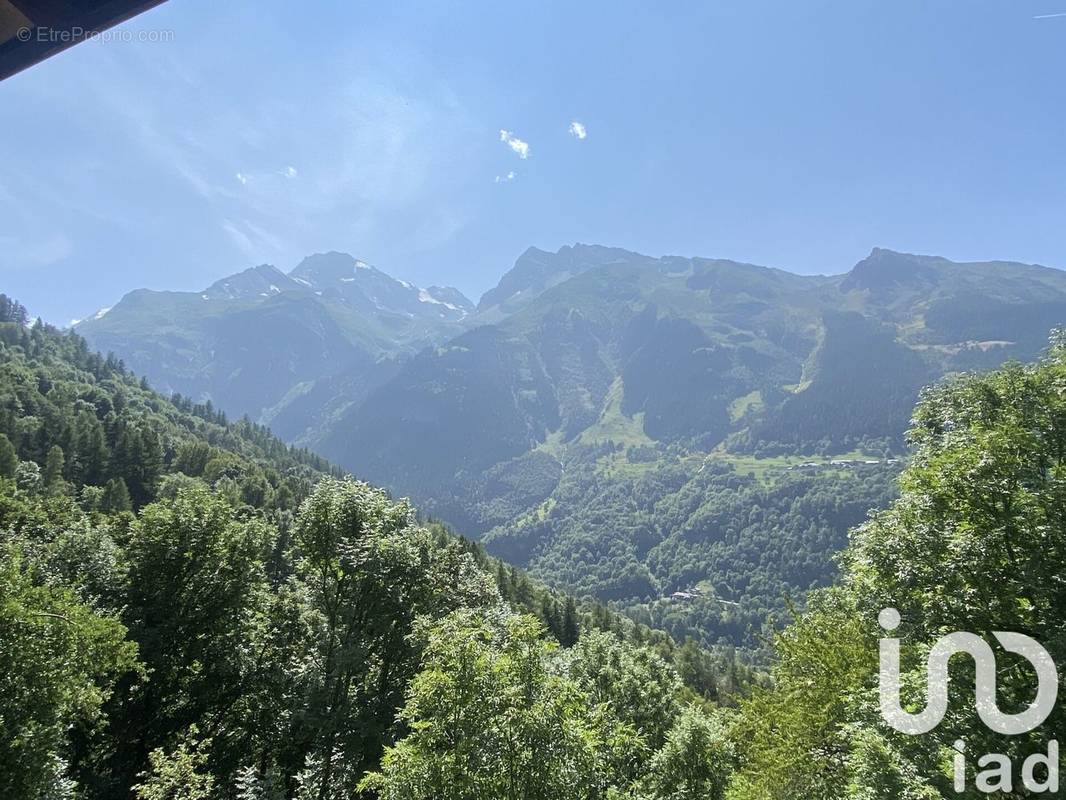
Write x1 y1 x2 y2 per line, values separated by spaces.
418 289 461 312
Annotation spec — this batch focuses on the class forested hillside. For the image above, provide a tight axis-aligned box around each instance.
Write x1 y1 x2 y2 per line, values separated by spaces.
0 295 744 799
20 305 1066 797
0 295 338 513
78 244 1066 648
325 245 1066 520
728 332 1066 798
480 443 899 648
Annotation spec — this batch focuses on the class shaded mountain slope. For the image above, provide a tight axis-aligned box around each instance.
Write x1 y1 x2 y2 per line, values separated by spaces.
77 252 473 423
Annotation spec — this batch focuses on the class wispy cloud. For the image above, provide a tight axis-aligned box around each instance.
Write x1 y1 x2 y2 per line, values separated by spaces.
568 120 587 140
0 16 485 323
221 219 256 255
0 233 73 267
494 170 516 183
82 49 470 256
1034 11 1066 18
499 129 530 159
236 165 298 185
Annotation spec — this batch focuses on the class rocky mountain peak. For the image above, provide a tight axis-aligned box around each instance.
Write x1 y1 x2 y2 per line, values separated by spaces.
839 248 938 294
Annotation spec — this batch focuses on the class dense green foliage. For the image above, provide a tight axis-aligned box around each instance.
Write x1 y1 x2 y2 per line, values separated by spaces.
8 267 1066 798
361 614 734 800
0 297 337 515
727 334 1066 798
483 441 898 651
0 540 138 799
1 300 736 799
0 469 501 798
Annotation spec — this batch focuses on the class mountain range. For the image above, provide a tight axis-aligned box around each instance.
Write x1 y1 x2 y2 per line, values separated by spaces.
76 251 473 428
77 243 1066 643
81 244 1066 446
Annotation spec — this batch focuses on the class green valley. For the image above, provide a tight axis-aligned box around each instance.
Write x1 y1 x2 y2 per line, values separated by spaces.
0 294 742 798
76 244 1066 651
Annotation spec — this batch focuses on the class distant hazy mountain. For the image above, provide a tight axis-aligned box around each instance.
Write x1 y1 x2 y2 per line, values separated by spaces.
81 242 1066 507
78 243 1066 642
202 263 304 300
76 252 472 421
476 244 660 319
311 245 1066 526
290 252 473 324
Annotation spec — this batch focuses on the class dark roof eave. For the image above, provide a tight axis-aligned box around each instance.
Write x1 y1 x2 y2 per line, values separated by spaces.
0 0 167 81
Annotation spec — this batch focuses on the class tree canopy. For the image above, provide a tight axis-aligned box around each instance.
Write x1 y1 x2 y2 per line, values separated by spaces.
728 333 1066 798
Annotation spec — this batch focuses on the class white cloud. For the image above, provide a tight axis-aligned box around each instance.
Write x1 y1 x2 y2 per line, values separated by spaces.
237 165 297 184
494 170 516 183
568 120 587 140
499 129 530 159
1034 11 1066 18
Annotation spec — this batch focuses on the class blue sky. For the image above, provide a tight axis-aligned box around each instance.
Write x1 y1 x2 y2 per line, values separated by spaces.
2 0 1065 325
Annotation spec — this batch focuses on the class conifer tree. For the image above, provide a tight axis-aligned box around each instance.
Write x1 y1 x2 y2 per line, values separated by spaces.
0 433 16 479
101 477 132 513
560 596 580 647
43 445 66 492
